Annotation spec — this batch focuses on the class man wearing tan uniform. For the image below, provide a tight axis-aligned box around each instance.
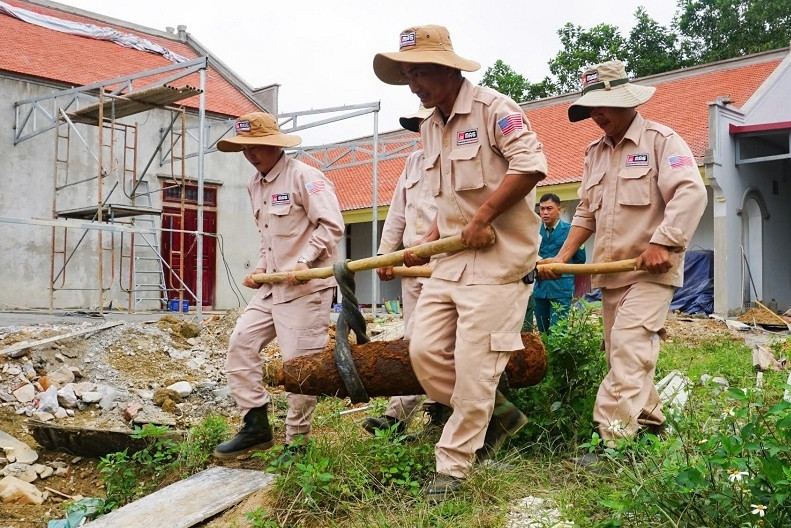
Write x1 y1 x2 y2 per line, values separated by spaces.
373 25 547 500
212 112 344 462
363 106 450 438
539 60 707 464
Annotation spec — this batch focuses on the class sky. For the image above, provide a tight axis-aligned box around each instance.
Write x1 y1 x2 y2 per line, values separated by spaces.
60 0 680 145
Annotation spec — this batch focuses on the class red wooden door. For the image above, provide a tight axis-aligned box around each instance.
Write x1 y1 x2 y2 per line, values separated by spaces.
161 184 217 307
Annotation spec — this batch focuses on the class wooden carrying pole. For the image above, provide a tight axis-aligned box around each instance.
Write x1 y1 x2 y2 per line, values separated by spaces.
252 235 466 284
391 258 639 278
252 234 639 284
539 259 638 275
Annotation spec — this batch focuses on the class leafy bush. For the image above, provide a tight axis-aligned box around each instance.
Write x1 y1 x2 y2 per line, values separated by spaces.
98 416 229 512
510 302 607 452
769 336 790 360
98 424 180 511
365 426 431 494
594 381 791 527
245 507 280 527
177 414 229 474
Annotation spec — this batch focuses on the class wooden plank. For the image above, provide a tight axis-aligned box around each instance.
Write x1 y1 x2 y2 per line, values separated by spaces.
755 300 791 331
84 466 275 528
0 321 123 357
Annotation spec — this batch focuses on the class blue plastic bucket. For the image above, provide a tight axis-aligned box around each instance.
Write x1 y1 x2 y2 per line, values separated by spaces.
168 299 189 313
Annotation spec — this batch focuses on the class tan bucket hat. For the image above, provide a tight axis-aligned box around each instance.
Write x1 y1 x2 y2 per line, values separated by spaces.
217 112 301 152
568 60 656 122
373 25 480 85
399 105 433 133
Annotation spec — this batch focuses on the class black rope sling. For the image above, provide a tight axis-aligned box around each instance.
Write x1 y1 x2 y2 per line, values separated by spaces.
332 260 370 403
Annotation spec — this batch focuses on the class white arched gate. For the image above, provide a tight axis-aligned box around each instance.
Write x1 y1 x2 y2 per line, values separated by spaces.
740 188 768 306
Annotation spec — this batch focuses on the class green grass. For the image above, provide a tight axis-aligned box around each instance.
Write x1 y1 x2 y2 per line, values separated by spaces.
95 306 791 527
657 337 753 383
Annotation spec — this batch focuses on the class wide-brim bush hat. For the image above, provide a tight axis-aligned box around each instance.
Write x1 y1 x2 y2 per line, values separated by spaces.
217 112 301 152
399 105 433 133
568 60 656 122
373 25 480 85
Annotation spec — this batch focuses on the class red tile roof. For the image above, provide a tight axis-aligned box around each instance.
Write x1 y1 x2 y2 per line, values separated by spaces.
318 53 784 212
297 132 418 211
530 57 783 185
0 0 259 117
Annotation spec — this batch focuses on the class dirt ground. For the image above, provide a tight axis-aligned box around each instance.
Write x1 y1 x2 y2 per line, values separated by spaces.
0 309 787 527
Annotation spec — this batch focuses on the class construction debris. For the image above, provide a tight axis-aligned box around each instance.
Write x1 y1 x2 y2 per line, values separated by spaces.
752 345 788 372
738 307 788 328
0 321 123 358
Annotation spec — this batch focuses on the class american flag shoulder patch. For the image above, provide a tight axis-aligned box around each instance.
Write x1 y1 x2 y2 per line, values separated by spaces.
306 179 327 195
497 114 524 136
668 154 694 169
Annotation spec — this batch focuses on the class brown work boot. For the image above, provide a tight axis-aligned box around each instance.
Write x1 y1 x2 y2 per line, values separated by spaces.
362 415 405 436
424 473 464 502
563 451 613 475
475 391 528 462
213 405 273 459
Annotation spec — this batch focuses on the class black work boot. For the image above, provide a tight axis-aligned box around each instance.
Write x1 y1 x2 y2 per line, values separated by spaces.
213 405 273 459
362 415 405 436
425 402 452 429
475 391 528 462
421 402 452 437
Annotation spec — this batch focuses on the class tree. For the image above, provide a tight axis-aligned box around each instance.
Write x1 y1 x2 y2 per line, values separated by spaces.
480 1 791 101
479 60 530 102
479 60 558 103
548 23 630 94
625 7 688 77
524 77 558 101
676 0 791 63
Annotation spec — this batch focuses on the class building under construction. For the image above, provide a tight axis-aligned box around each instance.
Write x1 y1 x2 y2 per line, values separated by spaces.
0 0 276 313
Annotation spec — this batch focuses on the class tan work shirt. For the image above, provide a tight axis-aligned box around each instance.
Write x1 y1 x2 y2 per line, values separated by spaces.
247 153 345 303
421 79 547 284
572 112 707 289
378 150 437 254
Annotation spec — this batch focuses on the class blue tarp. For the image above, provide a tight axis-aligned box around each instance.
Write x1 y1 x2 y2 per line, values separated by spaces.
582 250 715 315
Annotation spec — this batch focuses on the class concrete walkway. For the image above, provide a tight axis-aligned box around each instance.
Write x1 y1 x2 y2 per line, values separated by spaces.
0 309 204 328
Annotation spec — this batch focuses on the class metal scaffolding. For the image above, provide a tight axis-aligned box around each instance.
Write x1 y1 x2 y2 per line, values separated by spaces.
11 57 392 316
13 57 208 315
